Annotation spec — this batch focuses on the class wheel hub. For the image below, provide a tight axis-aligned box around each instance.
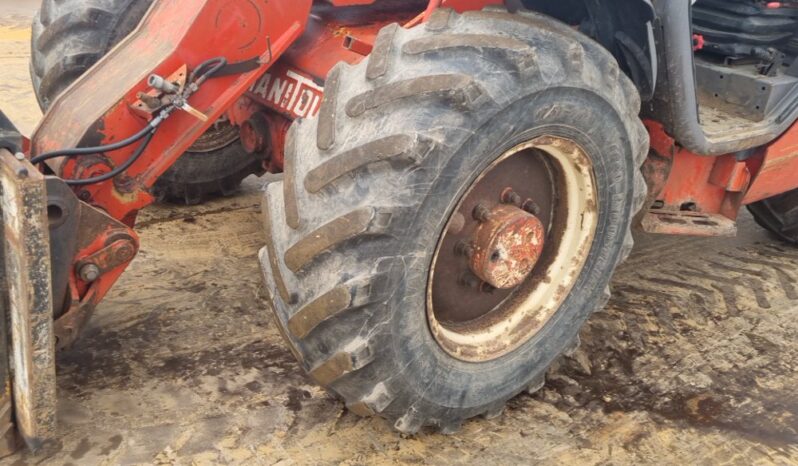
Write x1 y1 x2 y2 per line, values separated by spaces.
468 203 545 289
427 135 598 362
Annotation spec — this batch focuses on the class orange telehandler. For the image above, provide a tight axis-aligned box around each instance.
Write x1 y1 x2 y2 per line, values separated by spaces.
0 0 796 453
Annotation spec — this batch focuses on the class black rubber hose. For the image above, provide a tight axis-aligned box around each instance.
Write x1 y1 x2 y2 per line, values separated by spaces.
30 55 223 185
30 124 153 165
31 56 222 168
64 129 155 186
189 57 227 85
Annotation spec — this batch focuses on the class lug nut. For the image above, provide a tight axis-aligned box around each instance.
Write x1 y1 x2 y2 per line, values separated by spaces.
522 199 541 216
501 189 522 206
79 263 101 282
472 203 491 222
454 240 474 258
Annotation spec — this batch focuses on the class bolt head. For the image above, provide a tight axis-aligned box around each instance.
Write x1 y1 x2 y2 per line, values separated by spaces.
501 189 522 206
521 199 541 216
14 152 25 161
79 264 101 282
454 240 474 258
472 204 491 222
116 245 135 262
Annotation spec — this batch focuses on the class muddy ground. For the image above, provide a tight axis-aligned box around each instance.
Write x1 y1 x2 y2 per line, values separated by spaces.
2 2 798 464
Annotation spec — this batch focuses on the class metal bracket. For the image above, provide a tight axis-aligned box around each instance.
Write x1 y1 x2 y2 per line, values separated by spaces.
75 237 136 282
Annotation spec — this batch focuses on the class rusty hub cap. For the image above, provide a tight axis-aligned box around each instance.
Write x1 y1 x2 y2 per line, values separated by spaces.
469 204 545 289
427 135 598 362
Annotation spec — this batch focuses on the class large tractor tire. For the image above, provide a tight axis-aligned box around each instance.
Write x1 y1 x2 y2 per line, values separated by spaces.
260 7 649 433
748 189 798 244
30 0 265 204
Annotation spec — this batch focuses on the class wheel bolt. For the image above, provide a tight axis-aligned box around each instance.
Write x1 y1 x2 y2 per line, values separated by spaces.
522 199 541 216
472 203 491 222
454 240 474 258
501 189 522 206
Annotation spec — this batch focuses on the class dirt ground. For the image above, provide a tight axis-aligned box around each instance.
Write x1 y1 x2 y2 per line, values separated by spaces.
2 2 798 465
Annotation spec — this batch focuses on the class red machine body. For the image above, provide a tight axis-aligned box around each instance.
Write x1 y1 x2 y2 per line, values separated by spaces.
33 0 313 220
27 0 506 326
642 120 798 236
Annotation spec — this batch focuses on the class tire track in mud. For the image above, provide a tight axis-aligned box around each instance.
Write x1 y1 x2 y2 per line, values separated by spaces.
547 235 798 453
22 201 798 463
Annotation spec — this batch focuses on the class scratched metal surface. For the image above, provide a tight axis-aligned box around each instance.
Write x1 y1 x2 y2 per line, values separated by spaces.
0 150 56 451
2 2 798 464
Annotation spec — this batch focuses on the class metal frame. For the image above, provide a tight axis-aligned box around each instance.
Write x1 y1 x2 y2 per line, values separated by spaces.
646 0 798 156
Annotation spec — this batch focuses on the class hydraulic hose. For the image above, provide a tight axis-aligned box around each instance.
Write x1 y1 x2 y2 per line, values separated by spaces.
64 129 156 186
189 57 227 85
30 124 154 165
33 55 226 186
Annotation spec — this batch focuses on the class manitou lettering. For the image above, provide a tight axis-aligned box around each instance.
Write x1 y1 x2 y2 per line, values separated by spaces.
250 68 324 119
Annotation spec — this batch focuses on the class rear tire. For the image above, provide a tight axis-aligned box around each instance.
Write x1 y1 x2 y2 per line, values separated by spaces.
260 7 648 433
30 0 264 205
748 189 798 244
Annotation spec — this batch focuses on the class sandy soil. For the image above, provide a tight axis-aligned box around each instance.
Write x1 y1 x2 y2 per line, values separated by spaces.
1 3 798 465
0 0 40 135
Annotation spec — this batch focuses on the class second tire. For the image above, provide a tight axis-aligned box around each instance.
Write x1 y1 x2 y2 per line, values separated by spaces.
30 0 265 204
